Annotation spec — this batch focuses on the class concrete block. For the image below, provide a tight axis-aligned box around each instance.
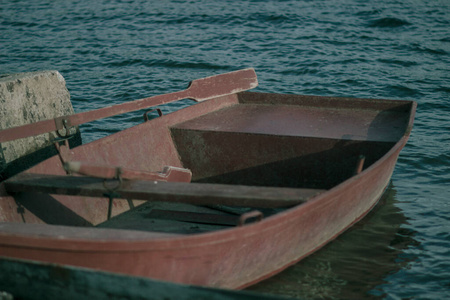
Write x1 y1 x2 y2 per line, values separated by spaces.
0 70 82 178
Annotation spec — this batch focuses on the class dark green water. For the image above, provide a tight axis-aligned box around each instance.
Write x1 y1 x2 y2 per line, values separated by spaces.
1 0 449 298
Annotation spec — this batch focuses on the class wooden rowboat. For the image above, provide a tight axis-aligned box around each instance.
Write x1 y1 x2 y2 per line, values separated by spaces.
0 69 416 289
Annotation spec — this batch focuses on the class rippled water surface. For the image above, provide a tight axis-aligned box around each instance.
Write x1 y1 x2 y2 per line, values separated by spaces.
1 0 449 299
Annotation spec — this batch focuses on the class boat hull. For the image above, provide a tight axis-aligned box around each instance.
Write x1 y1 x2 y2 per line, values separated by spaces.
0 142 402 288
0 91 416 288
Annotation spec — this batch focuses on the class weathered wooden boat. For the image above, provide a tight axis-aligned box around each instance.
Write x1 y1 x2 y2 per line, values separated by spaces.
0 256 289 300
0 68 416 289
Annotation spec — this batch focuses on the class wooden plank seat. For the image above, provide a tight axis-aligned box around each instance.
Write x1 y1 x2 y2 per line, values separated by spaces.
5 173 325 208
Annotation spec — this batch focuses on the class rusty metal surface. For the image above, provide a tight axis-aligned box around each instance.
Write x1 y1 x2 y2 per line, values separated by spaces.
0 90 416 289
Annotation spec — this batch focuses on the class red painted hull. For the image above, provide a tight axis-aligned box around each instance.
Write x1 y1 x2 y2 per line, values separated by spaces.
0 91 416 289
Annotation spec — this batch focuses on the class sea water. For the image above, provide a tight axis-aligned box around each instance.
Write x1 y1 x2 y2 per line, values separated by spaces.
1 0 449 298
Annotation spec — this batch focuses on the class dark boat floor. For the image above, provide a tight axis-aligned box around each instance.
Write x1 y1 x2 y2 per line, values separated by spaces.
97 201 284 234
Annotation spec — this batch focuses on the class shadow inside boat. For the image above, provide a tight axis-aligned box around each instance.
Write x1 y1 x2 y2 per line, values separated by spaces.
193 139 395 190
0 133 82 181
12 192 93 227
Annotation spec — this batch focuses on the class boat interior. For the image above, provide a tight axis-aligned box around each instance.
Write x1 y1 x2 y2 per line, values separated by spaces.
2 92 414 235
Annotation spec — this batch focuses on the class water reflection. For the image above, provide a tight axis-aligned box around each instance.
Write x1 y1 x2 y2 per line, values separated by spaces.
248 184 419 299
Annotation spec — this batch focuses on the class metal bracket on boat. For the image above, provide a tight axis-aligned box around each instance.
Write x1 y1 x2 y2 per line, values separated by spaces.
143 108 163 122
103 191 122 220
53 117 77 172
54 117 76 138
54 136 74 171
102 167 123 194
354 155 366 175
238 210 263 226
103 169 123 220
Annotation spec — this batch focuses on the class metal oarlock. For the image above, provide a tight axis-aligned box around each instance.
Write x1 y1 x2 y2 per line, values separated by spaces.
54 117 75 138
143 108 163 122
